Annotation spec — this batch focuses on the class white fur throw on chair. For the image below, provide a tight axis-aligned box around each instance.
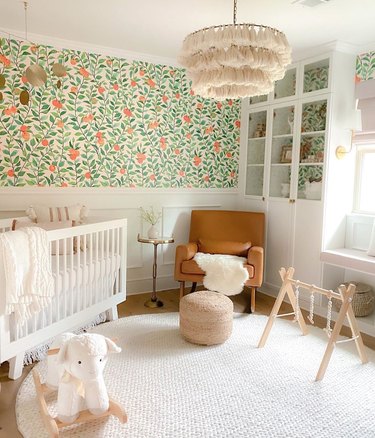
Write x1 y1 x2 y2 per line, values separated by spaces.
194 252 249 296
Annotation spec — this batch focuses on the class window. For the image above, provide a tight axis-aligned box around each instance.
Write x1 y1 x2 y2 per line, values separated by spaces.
354 143 375 213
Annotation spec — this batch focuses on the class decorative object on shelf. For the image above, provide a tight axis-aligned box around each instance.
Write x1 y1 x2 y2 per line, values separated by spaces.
281 183 290 198
140 206 162 239
280 145 293 163
298 166 323 193
333 282 374 317
301 136 325 162
178 0 291 100
254 123 266 138
304 178 322 200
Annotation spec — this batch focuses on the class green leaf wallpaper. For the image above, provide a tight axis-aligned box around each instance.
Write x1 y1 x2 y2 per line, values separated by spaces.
356 51 375 82
0 38 240 188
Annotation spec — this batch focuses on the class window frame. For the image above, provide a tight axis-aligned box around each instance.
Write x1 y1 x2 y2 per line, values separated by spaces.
353 141 375 214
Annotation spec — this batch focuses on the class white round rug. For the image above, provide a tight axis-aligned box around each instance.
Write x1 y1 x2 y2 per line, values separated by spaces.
16 313 375 437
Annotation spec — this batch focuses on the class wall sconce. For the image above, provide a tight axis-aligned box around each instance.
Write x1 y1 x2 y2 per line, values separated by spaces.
335 108 362 160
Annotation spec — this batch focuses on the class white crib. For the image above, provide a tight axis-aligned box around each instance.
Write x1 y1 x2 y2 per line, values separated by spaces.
0 217 127 379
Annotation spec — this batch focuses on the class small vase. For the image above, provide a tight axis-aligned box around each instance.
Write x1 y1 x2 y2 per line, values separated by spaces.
147 224 159 239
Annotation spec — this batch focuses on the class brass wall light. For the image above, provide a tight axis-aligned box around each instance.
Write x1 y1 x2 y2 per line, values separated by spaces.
335 108 362 160
335 130 355 160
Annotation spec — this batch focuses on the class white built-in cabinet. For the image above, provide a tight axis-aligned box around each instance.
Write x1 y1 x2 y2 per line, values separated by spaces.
239 51 357 311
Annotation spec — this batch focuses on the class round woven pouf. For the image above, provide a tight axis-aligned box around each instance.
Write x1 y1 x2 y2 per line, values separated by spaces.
179 290 233 345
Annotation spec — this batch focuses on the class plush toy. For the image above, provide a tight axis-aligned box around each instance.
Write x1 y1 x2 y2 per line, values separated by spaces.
46 332 121 423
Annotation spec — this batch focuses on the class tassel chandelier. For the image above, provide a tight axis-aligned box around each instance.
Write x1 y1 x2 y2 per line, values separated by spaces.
178 0 292 100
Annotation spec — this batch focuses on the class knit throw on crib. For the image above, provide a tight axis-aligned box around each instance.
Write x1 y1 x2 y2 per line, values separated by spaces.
194 252 249 296
0 227 54 325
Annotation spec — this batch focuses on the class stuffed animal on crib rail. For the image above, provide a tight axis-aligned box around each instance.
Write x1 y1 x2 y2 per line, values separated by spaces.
46 332 121 423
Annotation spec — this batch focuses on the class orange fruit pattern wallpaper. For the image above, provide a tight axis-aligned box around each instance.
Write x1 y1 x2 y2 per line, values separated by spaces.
0 38 240 188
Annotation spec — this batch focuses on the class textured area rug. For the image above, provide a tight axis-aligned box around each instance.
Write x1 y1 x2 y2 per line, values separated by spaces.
16 313 375 437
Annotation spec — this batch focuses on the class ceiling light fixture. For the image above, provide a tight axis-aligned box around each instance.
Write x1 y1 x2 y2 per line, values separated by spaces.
178 0 292 100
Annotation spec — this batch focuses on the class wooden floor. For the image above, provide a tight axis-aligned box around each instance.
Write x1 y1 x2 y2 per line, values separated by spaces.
1 287 375 437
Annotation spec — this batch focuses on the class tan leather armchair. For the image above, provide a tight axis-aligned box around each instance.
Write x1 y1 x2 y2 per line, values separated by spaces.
175 210 265 313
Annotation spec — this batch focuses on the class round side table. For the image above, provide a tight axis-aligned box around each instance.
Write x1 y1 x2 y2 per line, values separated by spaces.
137 234 175 308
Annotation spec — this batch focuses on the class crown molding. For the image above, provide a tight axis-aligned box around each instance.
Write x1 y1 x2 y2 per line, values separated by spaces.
0 27 179 68
292 40 358 62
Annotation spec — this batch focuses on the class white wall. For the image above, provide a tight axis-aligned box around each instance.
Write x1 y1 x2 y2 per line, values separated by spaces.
0 188 238 295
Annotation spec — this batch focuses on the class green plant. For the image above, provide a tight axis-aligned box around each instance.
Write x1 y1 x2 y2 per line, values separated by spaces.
140 206 161 225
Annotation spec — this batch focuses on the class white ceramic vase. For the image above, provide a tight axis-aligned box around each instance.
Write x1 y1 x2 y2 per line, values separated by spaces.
147 224 159 239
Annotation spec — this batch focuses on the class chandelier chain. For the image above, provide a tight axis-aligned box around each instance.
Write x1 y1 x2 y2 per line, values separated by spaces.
233 0 237 25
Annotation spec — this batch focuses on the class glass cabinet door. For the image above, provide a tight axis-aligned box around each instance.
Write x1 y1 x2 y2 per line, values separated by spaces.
303 58 329 94
297 99 327 200
269 105 295 198
274 67 297 100
249 94 268 106
245 110 267 196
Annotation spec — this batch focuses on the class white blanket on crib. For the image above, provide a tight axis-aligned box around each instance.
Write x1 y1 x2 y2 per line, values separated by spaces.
0 227 54 325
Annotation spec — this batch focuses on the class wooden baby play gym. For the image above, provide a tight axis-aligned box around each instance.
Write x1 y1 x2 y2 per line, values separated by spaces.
258 267 369 381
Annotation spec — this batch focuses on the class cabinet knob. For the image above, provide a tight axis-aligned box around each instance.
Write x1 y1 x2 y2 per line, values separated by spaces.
262 196 265 201
289 199 296 204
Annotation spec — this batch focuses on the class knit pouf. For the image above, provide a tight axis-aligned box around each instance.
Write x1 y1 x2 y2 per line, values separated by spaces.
179 290 233 345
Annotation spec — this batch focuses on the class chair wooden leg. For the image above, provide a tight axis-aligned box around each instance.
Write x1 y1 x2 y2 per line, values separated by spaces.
190 282 197 293
179 281 185 299
250 287 256 314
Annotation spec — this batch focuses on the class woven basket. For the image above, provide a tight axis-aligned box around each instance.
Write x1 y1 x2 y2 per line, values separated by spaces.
333 282 375 317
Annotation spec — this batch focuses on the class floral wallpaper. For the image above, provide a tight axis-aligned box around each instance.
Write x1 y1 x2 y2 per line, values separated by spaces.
0 38 240 188
356 51 375 82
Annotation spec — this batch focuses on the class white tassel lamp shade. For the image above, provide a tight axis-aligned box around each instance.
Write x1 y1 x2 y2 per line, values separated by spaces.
178 0 291 100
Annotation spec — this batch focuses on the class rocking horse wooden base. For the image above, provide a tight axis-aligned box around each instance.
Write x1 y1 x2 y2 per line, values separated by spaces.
32 369 127 438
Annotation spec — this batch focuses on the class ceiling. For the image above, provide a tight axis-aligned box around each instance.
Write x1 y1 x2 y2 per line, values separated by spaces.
1 0 375 63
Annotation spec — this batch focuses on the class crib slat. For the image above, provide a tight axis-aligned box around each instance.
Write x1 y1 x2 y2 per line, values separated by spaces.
89 233 93 306
63 238 67 319
101 231 104 302
83 234 87 310
55 240 60 322
70 236 74 317
106 230 110 298
111 228 115 298
76 235 81 312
